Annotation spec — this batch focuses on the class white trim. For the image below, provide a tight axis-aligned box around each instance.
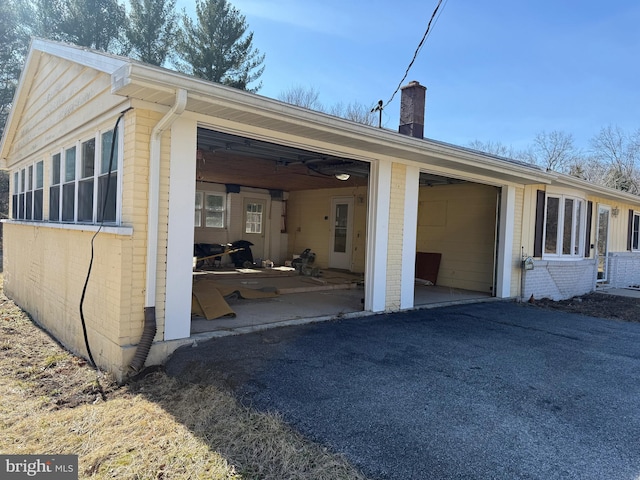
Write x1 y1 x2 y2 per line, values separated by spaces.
145 89 187 308
542 193 587 259
1 219 133 236
596 204 611 282
32 38 127 75
496 185 515 298
195 190 227 229
165 117 197 340
401 165 419 309
328 196 354 270
365 159 391 312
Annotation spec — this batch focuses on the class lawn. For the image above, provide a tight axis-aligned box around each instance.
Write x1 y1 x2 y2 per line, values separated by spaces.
0 275 367 480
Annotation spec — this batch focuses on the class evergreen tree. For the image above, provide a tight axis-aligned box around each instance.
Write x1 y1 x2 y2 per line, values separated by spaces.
176 0 264 92
0 0 31 139
126 0 177 66
29 0 68 43
62 0 127 53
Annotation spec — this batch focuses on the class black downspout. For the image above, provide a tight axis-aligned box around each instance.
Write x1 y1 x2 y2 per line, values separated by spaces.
129 307 157 372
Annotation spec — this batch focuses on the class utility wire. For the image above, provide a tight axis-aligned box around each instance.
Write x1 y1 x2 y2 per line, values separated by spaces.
79 110 128 370
383 0 447 109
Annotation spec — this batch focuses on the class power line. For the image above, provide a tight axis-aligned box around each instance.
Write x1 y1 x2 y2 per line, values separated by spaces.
383 0 447 109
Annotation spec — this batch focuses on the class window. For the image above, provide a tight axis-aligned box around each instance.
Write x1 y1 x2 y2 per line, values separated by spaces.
194 192 203 227
78 138 95 222
245 202 263 234
543 194 586 257
33 161 43 220
195 191 225 228
46 126 120 224
98 129 118 223
12 172 18 219
49 153 61 221
62 146 76 222
205 193 225 227
14 125 121 225
18 168 25 219
25 165 33 220
630 211 640 251
12 163 43 220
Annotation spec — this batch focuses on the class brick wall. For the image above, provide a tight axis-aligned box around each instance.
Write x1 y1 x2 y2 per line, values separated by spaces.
607 252 640 288
385 163 406 310
3 223 131 375
522 259 597 300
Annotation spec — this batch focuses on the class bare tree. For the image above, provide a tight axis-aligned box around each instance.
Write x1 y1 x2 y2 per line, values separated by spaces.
278 84 322 110
567 155 608 184
467 140 534 162
278 85 375 126
528 130 579 172
590 125 640 194
327 101 376 126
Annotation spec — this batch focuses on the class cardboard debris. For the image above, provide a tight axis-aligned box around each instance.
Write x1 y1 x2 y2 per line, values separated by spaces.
192 278 278 320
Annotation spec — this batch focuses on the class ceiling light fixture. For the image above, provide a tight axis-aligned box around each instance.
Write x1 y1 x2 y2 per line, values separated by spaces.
335 173 350 181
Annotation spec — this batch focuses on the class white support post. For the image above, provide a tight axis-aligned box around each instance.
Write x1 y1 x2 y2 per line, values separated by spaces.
365 159 392 312
496 185 515 298
164 117 197 340
401 165 420 309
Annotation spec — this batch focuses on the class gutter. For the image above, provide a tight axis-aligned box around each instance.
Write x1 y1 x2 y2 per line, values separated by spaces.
129 88 188 372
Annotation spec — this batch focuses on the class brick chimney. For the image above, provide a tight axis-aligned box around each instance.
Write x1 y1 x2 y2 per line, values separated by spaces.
399 80 426 139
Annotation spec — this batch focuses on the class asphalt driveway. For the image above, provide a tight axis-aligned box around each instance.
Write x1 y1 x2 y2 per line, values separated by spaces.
165 301 640 479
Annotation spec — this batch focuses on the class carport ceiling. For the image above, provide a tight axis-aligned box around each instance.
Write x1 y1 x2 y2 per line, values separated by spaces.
196 128 369 191
196 128 465 191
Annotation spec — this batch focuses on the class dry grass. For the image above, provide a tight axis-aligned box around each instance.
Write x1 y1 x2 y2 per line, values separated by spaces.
0 276 367 480
532 291 640 323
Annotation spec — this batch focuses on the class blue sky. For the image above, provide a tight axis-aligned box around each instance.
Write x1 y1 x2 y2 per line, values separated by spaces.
177 0 640 151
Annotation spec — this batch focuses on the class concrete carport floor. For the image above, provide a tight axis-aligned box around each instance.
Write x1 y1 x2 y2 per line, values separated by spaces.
166 301 640 480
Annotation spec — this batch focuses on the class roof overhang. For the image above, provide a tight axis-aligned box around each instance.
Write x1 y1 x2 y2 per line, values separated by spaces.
111 62 551 187
3 39 639 206
0 38 127 165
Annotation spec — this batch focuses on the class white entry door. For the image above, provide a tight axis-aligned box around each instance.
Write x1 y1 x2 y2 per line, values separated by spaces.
596 205 610 282
329 197 354 270
242 198 266 261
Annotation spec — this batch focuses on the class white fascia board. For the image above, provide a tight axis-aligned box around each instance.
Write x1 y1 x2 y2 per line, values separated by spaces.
31 38 127 75
111 63 565 189
1 39 128 166
0 44 41 165
551 173 640 205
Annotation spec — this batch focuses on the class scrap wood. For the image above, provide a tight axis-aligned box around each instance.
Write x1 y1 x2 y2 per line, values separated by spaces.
192 278 278 320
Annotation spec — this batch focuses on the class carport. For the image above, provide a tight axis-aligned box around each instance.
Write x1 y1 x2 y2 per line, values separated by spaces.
189 127 371 332
414 171 500 306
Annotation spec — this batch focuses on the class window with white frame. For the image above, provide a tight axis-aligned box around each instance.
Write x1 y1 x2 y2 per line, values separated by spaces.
78 138 95 222
544 194 585 257
12 161 43 221
61 146 76 222
195 191 226 228
48 126 120 224
25 165 33 220
49 153 61 221
245 202 263 234
98 129 119 223
12 171 18 219
33 161 43 220
18 167 25 219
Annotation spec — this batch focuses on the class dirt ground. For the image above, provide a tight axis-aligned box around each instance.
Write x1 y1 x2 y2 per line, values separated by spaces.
532 291 640 323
